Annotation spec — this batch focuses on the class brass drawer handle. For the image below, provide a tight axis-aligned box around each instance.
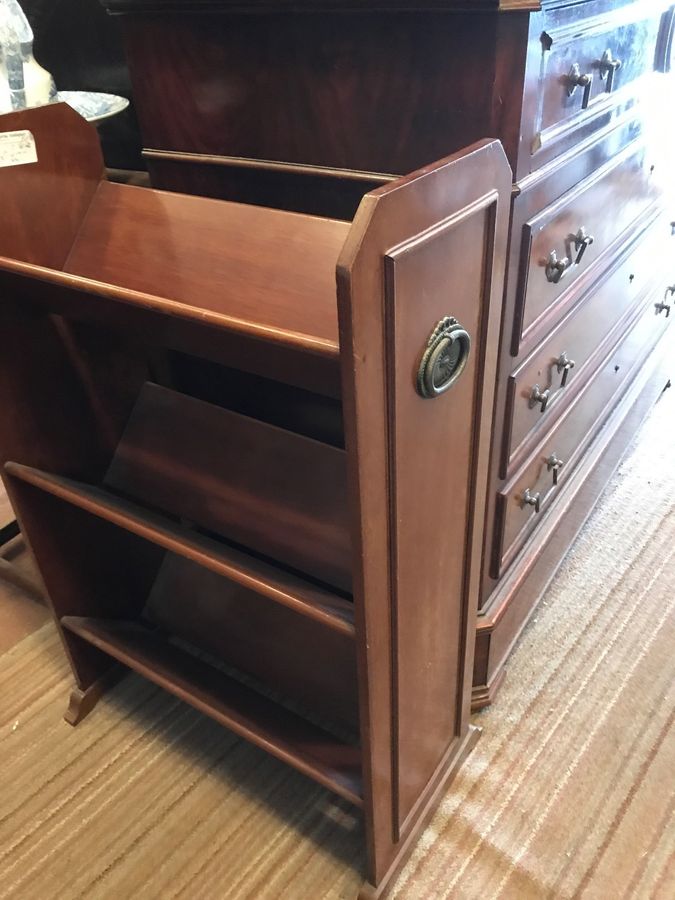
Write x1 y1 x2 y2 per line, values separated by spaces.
545 250 569 284
556 351 576 387
655 285 674 317
597 49 622 90
522 488 541 513
566 63 593 106
530 384 551 413
546 453 565 486
655 301 671 317
416 316 472 398
573 226 594 265
545 228 594 283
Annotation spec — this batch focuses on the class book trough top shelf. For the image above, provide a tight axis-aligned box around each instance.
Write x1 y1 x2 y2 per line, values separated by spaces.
0 103 348 365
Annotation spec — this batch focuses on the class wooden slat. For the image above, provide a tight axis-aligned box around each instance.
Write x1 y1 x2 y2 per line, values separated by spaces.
0 103 104 269
60 615 363 806
4 462 354 637
104 383 353 593
61 180 347 356
146 554 359 728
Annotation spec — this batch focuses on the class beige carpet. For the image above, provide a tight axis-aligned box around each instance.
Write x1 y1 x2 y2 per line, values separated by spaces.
1 386 674 899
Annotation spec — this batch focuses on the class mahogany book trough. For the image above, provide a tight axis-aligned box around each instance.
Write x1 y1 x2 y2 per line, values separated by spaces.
0 102 511 897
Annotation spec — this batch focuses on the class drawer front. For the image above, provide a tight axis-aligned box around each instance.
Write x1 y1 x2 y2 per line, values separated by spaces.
532 1 662 156
504 214 669 475
515 140 659 347
494 290 671 576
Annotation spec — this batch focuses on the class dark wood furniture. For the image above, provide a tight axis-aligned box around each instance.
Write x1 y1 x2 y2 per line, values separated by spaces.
103 0 675 706
0 102 511 897
23 0 144 170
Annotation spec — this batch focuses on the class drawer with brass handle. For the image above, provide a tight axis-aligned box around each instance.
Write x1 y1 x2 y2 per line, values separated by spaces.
493 288 672 578
529 0 663 164
503 215 671 477
543 227 595 284
513 139 660 353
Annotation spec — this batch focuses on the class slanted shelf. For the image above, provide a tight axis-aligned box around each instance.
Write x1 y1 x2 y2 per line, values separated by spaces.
4 379 353 596
5 379 358 731
0 102 348 399
59 615 362 806
3 462 355 636
102 382 352 593
61 179 348 359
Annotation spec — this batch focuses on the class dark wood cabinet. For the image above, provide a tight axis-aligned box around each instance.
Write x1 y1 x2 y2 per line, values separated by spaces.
101 0 675 707
1 0 673 893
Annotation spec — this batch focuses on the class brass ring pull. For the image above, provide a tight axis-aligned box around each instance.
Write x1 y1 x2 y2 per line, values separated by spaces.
417 316 472 398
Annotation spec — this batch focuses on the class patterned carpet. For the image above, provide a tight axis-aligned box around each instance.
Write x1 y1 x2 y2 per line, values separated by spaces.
0 385 674 899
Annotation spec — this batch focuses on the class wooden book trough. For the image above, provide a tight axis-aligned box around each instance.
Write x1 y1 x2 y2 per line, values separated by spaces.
0 103 510 898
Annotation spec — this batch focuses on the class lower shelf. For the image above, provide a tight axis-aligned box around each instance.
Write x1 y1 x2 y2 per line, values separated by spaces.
5 462 354 637
61 615 363 807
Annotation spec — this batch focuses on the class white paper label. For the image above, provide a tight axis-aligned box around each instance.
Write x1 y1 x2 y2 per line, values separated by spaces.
0 130 38 168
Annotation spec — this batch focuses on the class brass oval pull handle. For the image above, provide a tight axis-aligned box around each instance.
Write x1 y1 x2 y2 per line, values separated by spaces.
573 226 594 265
417 316 472 398
566 63 593 105
546 453 565 486
522 488 541 513
598 48 622 89
530 384 551 413
556 352 576 387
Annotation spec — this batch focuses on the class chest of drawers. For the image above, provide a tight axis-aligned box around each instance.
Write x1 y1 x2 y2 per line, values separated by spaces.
0 2 672 895
104 0 675 710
